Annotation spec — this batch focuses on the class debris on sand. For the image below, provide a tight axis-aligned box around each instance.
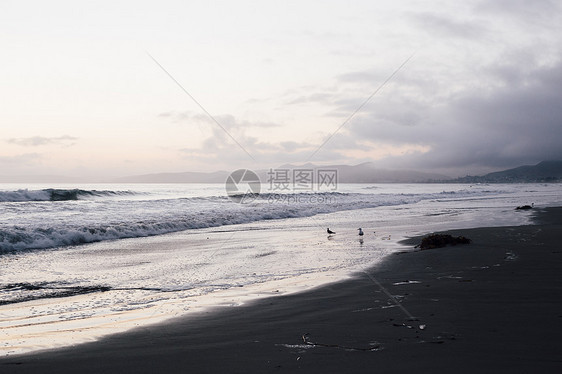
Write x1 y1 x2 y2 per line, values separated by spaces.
415 234 471 250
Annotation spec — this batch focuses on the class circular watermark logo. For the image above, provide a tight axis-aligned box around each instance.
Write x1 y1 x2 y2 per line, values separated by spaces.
225 169 261 203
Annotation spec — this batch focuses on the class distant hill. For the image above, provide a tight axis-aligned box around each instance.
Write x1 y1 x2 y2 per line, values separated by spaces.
113 163 450 184
267 162 450 183
4 161 559 184
453 161 562 183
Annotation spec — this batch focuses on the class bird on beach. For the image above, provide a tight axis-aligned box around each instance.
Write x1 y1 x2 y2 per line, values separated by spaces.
358 228 364 236
327 228 336 234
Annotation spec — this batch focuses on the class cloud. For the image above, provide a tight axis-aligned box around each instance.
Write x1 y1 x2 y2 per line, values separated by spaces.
167 110 331 168
336 71 388 85
158 111 281 129
475 0 560 20
286 92 338 106
175 54 562 175
411 12 488 40
178 122 324 168
6 135 78 147
339 59 562 174
174 60 562 173
154 0 562 176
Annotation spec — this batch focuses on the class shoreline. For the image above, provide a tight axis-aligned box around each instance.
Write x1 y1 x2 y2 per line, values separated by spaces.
2 208 562 373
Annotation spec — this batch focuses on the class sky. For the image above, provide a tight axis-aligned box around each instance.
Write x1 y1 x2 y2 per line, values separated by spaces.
2 0 562 179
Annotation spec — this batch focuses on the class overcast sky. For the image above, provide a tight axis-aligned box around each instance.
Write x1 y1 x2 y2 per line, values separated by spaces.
2 0 561 178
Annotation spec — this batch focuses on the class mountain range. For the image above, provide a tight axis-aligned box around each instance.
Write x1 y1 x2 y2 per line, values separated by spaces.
1 161 560 184
109 162 449 184
451 160 562 183
111 160 562 184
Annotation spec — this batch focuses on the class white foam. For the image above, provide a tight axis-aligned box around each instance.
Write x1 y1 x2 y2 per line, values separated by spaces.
0 185 517 252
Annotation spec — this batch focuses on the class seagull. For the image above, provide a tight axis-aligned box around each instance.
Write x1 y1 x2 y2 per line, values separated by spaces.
327 228 336 234
358 228 364 236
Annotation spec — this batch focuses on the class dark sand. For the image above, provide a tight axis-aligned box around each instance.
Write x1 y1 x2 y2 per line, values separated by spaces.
2 208 562 373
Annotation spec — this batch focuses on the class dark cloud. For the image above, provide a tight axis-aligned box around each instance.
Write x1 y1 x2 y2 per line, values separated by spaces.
173 55 562 175
411 12 488 40
341 59 562 174
475 0 560 20
6 135 77 147
164 9 562 176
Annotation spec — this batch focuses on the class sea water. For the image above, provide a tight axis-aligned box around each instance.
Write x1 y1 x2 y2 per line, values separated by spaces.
1 183 560 355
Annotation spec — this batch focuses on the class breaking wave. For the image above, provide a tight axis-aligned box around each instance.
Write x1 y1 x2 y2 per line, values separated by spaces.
0 189 139 202
0 187 507 253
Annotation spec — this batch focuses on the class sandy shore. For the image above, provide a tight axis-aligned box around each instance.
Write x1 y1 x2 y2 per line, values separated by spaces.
2 208 562 373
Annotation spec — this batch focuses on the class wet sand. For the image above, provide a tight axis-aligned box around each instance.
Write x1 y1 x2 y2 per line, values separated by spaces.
2 208 562 373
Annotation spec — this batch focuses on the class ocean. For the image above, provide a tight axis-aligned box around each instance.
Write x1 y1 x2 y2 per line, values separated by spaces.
1 182 561 355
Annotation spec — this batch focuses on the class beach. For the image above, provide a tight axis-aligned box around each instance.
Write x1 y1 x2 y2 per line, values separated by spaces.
2 207 561 373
